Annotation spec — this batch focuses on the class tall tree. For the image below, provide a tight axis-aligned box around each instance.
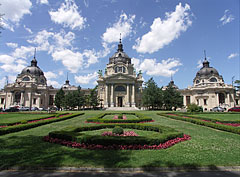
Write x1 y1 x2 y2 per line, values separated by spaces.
163 84 183 110
89 86 99 109
142 78 163 109
54 88 65 110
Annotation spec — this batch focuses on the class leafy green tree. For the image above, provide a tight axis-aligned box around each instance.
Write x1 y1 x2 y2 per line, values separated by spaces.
63 92 76 110
89 86 99 109
75 86 85 110
163 83 183 110
54 88 65 109
142 78 163 109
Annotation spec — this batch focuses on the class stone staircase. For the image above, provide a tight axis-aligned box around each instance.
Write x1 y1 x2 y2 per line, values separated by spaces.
106 107 140 111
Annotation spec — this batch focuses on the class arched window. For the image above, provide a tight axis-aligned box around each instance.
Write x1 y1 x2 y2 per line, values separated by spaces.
23 76 30 81
123 67 126 73
210 77 217 82
196 80 200 84
115 67 118 73
114 66 126 73
115 85 126 92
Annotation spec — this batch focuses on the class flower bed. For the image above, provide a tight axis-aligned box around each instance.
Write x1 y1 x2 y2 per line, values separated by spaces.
43 134 191 150
45 123 189 149
158 113 240 135
0 113 84 135
86 112 153 123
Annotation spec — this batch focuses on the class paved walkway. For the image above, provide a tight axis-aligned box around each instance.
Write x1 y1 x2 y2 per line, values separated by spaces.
1 167 240 177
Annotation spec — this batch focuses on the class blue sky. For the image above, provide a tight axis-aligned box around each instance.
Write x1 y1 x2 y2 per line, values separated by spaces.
0 0 239 89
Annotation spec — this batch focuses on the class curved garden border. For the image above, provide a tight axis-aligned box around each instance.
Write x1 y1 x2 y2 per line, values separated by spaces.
44 123 190 150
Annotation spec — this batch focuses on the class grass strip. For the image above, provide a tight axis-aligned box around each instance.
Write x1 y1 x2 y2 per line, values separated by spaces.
0 113 84 136
158 113 240 135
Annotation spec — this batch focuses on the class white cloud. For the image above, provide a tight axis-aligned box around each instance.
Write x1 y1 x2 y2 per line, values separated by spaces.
197 59 203 68
83 49 98 68
12 46 35 59
24 25 33 34
133 58 182 77
0 62 26 73
133 3 192 54
36 0 49 5
74 72 98 85
83 0 89 8
47 80 61 88
0 55 15 64
49 0 86 30
0 0 32 31
220 10 234 25
102 13 135 44
58 71 64 76
52 49 84 73
6 43 18 48
44 71 57 79
228 53 239 59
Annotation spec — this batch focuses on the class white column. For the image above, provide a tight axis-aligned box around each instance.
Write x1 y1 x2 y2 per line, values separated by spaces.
126 84 130 107
20 92 23 106
111 84 114 107
105 84 108 107
131 84 135 107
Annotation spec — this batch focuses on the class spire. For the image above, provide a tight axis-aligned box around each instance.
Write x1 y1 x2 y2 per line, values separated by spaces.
117 33 123 52
202 50 209 68
31 48 37 67
65 72 70 85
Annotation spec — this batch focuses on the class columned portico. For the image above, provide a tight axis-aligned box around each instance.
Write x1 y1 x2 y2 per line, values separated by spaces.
97 37 143 109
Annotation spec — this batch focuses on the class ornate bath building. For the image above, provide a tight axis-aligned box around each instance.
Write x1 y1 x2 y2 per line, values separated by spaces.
97 38 143 109
0 40 239 111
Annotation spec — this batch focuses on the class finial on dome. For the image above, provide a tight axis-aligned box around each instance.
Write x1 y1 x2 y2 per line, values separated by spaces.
204 50 207 60
65 72 70 85
31 48 37 67
119 33 122 43
117 33 123 52
202 50 209 68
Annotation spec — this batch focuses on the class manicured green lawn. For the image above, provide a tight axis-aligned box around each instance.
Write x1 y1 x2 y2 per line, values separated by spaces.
0 113 51 124
103 114 138 120
0 111 239 169
189 113 240 121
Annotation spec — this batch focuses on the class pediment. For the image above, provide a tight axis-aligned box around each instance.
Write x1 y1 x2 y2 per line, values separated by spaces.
105 74 135 81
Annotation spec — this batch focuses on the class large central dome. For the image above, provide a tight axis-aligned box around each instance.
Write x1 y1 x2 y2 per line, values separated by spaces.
109 38 131 64
196 59 219 78
21 58 44 76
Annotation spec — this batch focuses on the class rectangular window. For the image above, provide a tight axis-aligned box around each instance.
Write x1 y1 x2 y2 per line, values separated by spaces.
33 98 36 105
186 96 190 105
41 99 43 105
204 99 207 105
1 98 4 104
197 99 199 105
236 99 239 105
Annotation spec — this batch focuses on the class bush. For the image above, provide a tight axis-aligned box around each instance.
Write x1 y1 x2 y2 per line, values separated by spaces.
118 114 123 119
20 120 28 124
112 126 124 135
187 103 203 112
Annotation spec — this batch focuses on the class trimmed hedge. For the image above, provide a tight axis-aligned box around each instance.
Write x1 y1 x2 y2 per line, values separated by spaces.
158 113 240 135
48 123 183 146
176 113 240 124
0 113 84 136
86 112 153 123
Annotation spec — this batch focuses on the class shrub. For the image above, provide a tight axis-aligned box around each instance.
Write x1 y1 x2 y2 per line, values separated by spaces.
187 103 203 112
112 126 124 135
118 114 123 119
20 120 28 124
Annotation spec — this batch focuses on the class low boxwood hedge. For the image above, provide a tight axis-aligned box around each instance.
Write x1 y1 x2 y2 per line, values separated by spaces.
0 113 84 136
158 113 240 135
86 112 152 123
48 123 183 146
